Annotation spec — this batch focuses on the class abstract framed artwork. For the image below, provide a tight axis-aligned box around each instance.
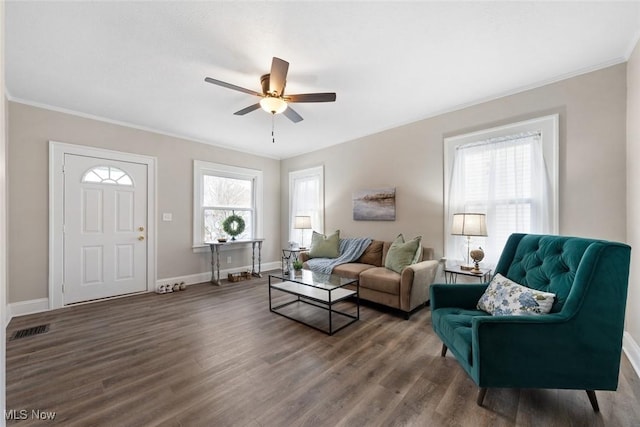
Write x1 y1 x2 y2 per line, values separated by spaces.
353 187 396 221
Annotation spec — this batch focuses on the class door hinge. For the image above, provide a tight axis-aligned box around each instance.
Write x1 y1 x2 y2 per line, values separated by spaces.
62 164 65 173
62 284 64 293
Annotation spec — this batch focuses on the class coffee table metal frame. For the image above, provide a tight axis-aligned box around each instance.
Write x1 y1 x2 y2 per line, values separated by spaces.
268 270 359 336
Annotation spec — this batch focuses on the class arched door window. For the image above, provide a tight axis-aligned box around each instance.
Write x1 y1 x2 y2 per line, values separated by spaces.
81 166 133 186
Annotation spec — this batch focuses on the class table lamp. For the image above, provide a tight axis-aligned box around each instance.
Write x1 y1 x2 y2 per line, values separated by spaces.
294 216 312 249
451 213 487 271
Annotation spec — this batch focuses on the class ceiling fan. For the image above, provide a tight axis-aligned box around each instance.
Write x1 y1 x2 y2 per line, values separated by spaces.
204 57 336 123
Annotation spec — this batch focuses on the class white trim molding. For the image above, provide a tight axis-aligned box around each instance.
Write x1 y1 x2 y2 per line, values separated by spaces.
7 298 50 323
49 141 158 309
443 114 560 263
288 165 325 243
156 261 279 289
192 160 264 248
623 331 640 379
7 98 280 160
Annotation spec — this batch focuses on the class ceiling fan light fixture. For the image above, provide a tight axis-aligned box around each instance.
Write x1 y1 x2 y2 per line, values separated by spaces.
260 96 288 114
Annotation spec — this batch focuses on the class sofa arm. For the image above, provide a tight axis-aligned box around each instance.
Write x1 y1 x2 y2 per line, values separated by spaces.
400 260 439 312
299 251 311 263
430 283 488 311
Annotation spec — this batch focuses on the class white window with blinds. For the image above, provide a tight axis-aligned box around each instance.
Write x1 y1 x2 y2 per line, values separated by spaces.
289 166 324 246
444 115 559 266
193 160 263 248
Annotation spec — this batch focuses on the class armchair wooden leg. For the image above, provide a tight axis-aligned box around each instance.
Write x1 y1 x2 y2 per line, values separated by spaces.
586 390 600 412
477 388 487 406
440 344 447 357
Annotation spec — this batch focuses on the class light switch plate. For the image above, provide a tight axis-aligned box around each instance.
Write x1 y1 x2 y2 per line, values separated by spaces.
162 213 172 221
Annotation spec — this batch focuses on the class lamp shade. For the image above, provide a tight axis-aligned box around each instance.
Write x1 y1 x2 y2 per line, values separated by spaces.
294 216 312 230
451 213 487 236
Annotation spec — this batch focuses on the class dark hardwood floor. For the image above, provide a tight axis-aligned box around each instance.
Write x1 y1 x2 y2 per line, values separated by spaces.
6 272 640 426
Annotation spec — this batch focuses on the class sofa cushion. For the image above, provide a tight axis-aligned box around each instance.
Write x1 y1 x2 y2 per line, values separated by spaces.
384 234 422 273
432 307 488 366
360 267 401 295
356 240 384 266
332 263 375 280
477 273 556 316
309 230 340 258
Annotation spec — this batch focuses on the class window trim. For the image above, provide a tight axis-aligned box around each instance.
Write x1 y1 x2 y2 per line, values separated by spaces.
193 160 263 249
443 114 559 258
288 165 324 242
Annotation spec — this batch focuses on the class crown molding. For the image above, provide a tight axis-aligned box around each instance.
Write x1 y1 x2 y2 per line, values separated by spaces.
359 57 629 143
5 96 281 160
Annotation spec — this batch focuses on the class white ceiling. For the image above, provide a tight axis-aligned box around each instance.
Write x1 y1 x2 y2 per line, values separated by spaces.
6 1 640 159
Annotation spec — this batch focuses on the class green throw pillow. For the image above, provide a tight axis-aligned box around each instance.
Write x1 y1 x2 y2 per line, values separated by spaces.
309 230 341 258
384 234 422 273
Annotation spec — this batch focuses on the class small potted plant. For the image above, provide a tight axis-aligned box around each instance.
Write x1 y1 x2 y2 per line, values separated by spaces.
292 260 303 273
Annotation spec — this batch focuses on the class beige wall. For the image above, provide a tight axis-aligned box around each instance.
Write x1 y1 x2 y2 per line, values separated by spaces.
627 41 640 360
281 63 627 259
8 102 280 303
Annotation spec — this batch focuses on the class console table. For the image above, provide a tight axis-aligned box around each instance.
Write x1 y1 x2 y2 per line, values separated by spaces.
207 239 264 285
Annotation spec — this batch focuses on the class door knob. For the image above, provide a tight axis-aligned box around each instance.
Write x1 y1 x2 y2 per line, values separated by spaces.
138 236 145 241
138 226 145 232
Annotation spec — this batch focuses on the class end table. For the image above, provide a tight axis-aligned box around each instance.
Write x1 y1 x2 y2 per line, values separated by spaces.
444 265 492 284
281 248 302 275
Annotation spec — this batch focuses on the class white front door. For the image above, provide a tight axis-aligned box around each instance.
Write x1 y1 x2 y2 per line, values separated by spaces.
63 154 148 304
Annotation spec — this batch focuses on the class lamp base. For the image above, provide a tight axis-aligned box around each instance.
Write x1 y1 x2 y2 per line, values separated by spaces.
460 265 474 271
470 259 482 273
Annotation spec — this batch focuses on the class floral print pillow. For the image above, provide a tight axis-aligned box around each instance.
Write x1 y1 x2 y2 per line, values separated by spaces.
477 273 556 316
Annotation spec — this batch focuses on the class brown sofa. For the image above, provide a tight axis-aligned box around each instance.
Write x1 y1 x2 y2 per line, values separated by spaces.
300 240 439 319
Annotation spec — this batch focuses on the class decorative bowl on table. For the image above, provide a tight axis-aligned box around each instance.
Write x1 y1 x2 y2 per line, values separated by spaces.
217 238 227 243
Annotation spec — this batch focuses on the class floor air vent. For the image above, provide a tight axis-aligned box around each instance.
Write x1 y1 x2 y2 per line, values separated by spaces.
10 324 50 340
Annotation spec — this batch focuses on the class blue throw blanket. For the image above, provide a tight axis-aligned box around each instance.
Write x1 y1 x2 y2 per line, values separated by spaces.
307 237 373 274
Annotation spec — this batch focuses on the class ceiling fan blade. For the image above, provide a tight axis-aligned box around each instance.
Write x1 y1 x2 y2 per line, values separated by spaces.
205 77 262 97
269 57 289 96
283 105 303 123
233 103 261 116
285 92 337 103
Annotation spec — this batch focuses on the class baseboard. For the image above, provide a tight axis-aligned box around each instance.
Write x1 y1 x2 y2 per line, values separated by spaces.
623 331 640 379
261 261 280 272
156 261 280 287
156 272 211 288
6 263 281 322
7 298 50 323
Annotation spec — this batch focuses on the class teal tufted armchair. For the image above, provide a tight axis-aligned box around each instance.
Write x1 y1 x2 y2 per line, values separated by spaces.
430 233 631 410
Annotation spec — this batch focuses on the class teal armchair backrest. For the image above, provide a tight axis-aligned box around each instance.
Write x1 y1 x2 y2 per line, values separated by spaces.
494 234 630 314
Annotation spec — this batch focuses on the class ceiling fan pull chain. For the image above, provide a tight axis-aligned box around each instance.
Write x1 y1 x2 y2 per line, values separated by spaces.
272 113 276 143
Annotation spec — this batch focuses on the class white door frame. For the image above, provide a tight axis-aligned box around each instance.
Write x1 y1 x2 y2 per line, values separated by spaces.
49 141 157 309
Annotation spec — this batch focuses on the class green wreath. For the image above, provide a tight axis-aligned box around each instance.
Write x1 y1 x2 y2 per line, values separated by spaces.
222 213 245 240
